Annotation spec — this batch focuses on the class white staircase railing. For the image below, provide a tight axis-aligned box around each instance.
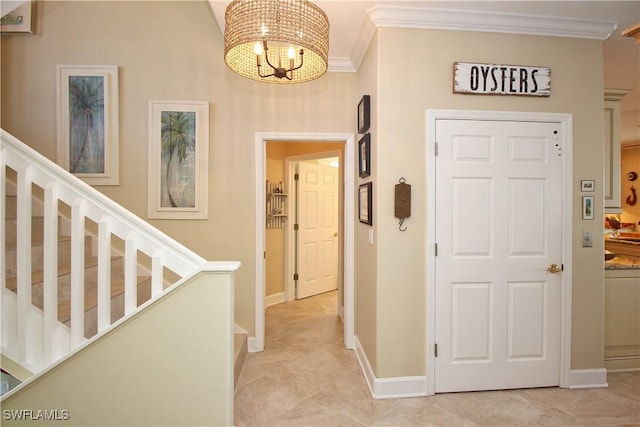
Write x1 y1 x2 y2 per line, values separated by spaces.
1 129 230 375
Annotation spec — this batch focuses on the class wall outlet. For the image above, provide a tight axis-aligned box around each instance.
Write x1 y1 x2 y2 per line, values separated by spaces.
582 231 593 248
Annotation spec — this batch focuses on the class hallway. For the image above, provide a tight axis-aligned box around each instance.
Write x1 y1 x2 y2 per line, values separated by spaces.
234 291 640 426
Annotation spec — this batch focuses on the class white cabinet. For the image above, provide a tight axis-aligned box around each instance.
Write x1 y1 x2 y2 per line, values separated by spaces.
604 89 630 211
605 268 640 371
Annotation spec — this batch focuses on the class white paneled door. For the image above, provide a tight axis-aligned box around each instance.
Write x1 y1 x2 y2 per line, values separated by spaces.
297 162 339 299
434 119 564 392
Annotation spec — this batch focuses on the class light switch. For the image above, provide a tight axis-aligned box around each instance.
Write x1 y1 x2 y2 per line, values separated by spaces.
582 231 593 247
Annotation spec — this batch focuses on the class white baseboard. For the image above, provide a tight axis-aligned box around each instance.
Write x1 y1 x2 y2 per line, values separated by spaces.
354 336 427 399
266 292 286 308
569 368 609 389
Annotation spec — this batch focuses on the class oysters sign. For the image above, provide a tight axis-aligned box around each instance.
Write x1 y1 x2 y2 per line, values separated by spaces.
454 62 551 97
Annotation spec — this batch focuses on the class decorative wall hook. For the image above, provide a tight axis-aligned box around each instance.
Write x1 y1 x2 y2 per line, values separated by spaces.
395 177 411 231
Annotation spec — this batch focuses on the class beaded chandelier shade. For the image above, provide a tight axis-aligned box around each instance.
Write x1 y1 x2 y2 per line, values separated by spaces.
224 0 329 84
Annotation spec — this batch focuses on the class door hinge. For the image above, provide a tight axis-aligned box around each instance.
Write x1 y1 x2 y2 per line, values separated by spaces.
294 223 299 231
294 173 299 181
293 273 299 281
434 243 438 256
435 142 439 156
435 343 438 357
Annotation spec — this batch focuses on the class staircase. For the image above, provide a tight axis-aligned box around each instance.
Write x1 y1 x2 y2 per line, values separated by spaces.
4 194 158 343
1 130 241 424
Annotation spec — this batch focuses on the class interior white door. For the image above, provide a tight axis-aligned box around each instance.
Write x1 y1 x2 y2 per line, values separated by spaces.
434 119 564 393
297 162 339 299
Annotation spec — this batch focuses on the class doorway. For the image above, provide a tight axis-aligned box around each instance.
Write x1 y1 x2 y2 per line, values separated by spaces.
426 110 573 395
255 132 356 353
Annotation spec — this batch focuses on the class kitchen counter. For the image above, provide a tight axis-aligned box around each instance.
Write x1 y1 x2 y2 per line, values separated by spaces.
605 238 640 264
605 256 640 269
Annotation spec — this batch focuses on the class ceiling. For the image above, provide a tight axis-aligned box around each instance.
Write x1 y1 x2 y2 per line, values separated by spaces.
209 1 640 146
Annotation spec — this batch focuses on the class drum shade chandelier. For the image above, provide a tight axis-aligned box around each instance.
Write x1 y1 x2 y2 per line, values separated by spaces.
224 0 329 84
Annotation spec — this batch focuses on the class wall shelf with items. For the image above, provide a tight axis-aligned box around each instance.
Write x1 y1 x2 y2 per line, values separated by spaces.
266 180 287 229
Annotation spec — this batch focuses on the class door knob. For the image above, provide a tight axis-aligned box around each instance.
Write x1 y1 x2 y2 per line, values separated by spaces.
334 232 338 237
546 263 562 274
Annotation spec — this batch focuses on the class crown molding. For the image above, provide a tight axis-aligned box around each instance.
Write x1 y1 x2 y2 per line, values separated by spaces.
328 57 356 73
366 6 617 40
343 6 618 73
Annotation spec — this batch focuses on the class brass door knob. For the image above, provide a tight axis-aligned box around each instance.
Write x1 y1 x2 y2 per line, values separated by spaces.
546 263 562 274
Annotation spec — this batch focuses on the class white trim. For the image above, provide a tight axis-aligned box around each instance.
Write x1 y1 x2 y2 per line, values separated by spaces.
255 133 356 353
367 6 616 40
247 337 258 353
569 368 609 389
265 292 286 308
425 110 573 395
328 57 356 73
354 336 427 400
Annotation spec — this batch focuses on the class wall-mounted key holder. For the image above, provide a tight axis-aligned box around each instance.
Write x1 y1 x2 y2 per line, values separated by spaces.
395 177 411 231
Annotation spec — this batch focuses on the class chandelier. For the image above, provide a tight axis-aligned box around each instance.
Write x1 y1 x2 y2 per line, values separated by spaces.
224 0 329 84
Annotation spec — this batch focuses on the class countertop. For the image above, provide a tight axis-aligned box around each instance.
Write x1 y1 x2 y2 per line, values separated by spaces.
605 255 640 270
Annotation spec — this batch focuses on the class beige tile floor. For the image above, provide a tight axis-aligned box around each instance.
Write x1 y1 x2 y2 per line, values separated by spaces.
234 291 640 426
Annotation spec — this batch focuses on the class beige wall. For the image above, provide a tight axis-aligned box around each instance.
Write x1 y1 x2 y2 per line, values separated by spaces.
621 147 640 226
355 27 606 377
0 1 356 336
355 31 379 372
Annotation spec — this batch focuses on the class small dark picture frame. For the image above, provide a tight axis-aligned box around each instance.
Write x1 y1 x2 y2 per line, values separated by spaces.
358 133 371 178
357 95 370 134
358 182 373 225
581 180 595 192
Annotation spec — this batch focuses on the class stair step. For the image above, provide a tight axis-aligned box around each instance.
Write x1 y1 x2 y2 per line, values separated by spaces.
57 275 151 324
4 215 63 244
5 234 93 279
4 255 122 293
234 333 248 390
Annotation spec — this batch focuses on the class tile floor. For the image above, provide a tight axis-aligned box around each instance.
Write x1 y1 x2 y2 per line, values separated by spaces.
234 291 640 426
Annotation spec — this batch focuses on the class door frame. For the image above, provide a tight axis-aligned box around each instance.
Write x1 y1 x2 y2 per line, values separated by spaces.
285 150 343 304
425 110 573 395
255 132 355 352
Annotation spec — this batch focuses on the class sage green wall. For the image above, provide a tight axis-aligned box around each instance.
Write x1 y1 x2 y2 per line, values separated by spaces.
1 271 236 426
0 1 356 336
367 27 605 377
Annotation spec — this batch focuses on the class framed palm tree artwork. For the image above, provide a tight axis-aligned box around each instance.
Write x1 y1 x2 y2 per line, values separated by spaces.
56 65 119 185
147 100 209 220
